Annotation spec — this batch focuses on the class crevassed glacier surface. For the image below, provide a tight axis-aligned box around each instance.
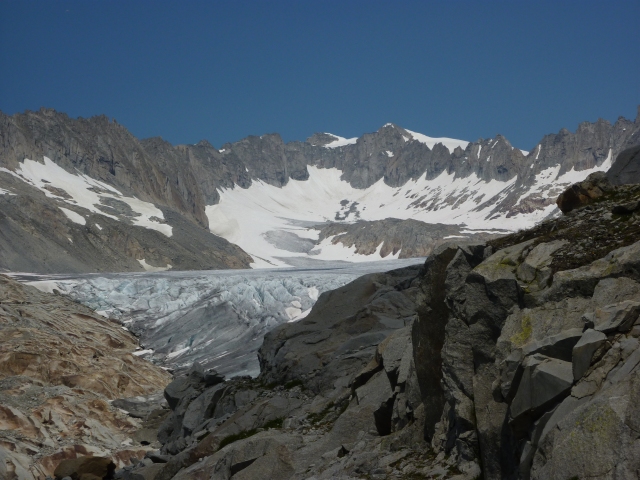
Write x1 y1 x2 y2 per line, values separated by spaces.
17 258 424 377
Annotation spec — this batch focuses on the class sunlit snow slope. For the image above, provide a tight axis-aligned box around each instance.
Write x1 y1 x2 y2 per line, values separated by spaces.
1 157 172 236
206 151 613 268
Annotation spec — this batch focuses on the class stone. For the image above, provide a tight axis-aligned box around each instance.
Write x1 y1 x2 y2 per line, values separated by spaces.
500 349 524 401
516 240 567 286
521 328 584 362
181 383 226 436
556 171 613 213
144 452 169 464
377 325 413 386
0 276 170 479
572 329 607 381
612 200 640 214
163 363 206 410
112 393 168 419
126 464 164 480
541 241 640 302
54 456 116 480
606 144 640 186
510 355 573 421
355 370 393 411
171 431 297 480
258 267 420 394
605 344 640 387
203 369 225 387
531 370 640 480
590 300 640 333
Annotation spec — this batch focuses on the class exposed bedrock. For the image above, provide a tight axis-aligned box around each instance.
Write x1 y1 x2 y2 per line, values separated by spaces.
110 176 640 479
0 275 171 480
316 218 501 259
0 190 253 273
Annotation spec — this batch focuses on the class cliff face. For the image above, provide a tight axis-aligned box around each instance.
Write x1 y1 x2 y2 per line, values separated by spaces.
0 111 254 273
126 152 640 480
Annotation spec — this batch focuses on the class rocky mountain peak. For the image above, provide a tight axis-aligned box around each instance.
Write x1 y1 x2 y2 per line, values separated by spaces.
305 132 340 146
194 139 214 149
1 107 639 272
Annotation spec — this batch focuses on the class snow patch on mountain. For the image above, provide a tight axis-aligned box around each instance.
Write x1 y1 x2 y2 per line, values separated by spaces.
515 149 614 207
401 130 470 153
59 207 86 225
206 166 513 267
323 134 358 148
7 157 172 237
207 149 617 269
137 259 172 272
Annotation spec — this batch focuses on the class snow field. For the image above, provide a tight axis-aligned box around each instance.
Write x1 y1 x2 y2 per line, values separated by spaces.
8 157 172 236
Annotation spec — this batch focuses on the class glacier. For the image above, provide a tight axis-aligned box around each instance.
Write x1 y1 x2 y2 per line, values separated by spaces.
17 258 424 378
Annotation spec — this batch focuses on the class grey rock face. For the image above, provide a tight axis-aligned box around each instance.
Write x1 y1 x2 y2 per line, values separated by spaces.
520 328 584 361
0 183 253 273
515 240 567 287
112 392 168 419
316 218 501 259
510 355 573 421
607 143 640 185
257 265 422 394
588 300 640 333
572 329 607 381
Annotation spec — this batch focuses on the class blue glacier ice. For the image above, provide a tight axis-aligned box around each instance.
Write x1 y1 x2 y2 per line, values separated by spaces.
17 258 424 377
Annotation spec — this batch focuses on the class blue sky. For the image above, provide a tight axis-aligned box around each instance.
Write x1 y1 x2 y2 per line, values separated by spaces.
1 1 638 150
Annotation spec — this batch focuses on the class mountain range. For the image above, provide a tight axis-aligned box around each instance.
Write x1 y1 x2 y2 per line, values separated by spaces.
1 107 639 272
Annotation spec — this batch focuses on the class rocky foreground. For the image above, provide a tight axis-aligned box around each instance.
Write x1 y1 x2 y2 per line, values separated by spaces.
91 148 640 480
0 276 170 479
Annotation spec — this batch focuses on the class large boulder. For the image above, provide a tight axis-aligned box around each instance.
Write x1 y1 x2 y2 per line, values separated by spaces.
54 456 116 480
606 144 640 186
258 266 421 394
572 329 607 381
556 171 614 213
585 300 640 334
510 355 573 422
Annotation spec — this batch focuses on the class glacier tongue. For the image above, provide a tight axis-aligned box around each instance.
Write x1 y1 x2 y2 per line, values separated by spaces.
20 258 424 378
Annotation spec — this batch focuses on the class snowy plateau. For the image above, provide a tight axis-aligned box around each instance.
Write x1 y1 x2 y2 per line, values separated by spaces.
206 153 613 268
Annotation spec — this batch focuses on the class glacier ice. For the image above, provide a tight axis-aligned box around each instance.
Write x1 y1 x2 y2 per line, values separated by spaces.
20 258 424 378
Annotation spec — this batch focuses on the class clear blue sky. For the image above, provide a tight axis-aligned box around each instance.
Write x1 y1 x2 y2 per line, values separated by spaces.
1 1 639 150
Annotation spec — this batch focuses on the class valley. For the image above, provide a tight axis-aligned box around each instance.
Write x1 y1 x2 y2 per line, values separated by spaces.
1 107 639 480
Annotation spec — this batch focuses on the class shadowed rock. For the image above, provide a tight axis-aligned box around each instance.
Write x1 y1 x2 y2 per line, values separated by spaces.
607 144 640 185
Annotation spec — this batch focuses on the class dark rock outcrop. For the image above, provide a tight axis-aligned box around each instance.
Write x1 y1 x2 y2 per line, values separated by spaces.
54 456 116 480
556 171 614 213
